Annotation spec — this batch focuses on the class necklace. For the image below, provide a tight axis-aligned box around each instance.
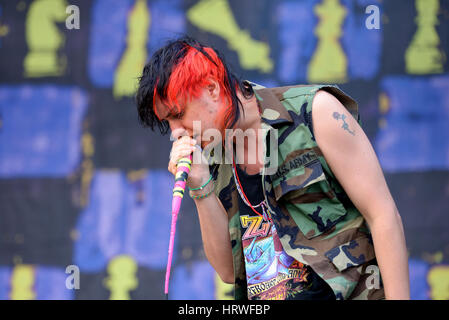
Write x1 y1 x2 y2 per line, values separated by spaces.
231 153 272 223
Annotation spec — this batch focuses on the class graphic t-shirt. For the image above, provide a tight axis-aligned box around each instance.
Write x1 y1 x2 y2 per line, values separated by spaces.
235 163 336 300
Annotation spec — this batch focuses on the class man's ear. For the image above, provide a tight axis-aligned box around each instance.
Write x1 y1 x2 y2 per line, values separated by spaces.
207 79 220 102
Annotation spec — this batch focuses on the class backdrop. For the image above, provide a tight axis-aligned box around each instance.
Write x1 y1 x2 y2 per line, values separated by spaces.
0 0 448 300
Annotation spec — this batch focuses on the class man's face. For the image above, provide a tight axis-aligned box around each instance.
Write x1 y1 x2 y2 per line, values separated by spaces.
154 86 225 149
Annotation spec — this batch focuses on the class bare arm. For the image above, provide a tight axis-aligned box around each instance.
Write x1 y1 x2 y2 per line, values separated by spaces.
193 191 234 284
311 90 410 299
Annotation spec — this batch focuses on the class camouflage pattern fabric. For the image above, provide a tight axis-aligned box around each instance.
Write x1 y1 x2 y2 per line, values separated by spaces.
209 82 385 300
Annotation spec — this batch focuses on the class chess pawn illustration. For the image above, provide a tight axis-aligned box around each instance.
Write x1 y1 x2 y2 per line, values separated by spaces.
104 255 138 300
308 0 348 83
114 0 150 99
428 266 449 300
10 265 36 300
405 0 444 74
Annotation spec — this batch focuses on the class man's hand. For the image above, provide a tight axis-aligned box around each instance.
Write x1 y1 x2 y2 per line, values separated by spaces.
168 134 211 189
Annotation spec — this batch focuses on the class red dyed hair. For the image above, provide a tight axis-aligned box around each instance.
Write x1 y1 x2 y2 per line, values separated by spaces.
153 45 233 132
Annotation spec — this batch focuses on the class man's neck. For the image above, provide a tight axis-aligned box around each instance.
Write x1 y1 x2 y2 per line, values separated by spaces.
235 92 260 131
233 93 264 175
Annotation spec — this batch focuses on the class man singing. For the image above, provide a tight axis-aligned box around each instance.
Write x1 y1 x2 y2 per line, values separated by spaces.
135 36 410 300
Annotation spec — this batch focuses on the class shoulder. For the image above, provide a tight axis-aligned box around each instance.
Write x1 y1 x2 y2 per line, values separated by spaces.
309 87 361 137
272 84 358 118
311 89 347 120
309 86 368 173
311 86 359 112
312 89 343 106
310 86 360 123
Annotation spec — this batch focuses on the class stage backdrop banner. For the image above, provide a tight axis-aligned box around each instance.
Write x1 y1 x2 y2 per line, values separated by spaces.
0 0 448 300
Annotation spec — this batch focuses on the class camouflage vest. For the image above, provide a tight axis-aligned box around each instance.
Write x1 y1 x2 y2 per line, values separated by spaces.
209 83 385 300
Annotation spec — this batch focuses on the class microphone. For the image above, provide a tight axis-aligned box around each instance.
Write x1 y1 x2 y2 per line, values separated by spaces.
164 153 192 299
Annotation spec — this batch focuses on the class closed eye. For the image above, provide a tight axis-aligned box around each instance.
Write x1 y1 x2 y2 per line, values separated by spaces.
168 110 184 120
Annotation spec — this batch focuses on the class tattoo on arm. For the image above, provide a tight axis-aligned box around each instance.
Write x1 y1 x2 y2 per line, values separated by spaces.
332 112 355 136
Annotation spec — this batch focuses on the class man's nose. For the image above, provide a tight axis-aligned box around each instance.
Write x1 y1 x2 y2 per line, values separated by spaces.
169 120 189 140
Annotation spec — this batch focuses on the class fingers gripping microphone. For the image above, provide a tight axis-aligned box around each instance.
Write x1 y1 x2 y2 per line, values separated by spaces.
165 153 192 299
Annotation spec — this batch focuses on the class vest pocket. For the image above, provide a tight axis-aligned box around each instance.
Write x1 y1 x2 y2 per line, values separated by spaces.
324 236 376 272
271 155 348 239
271 150 326 202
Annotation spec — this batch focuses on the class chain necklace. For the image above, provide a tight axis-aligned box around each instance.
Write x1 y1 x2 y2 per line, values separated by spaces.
231 153 272 223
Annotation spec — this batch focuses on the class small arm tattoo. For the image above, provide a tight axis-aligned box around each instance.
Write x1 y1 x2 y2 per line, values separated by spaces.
332 112 355 136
